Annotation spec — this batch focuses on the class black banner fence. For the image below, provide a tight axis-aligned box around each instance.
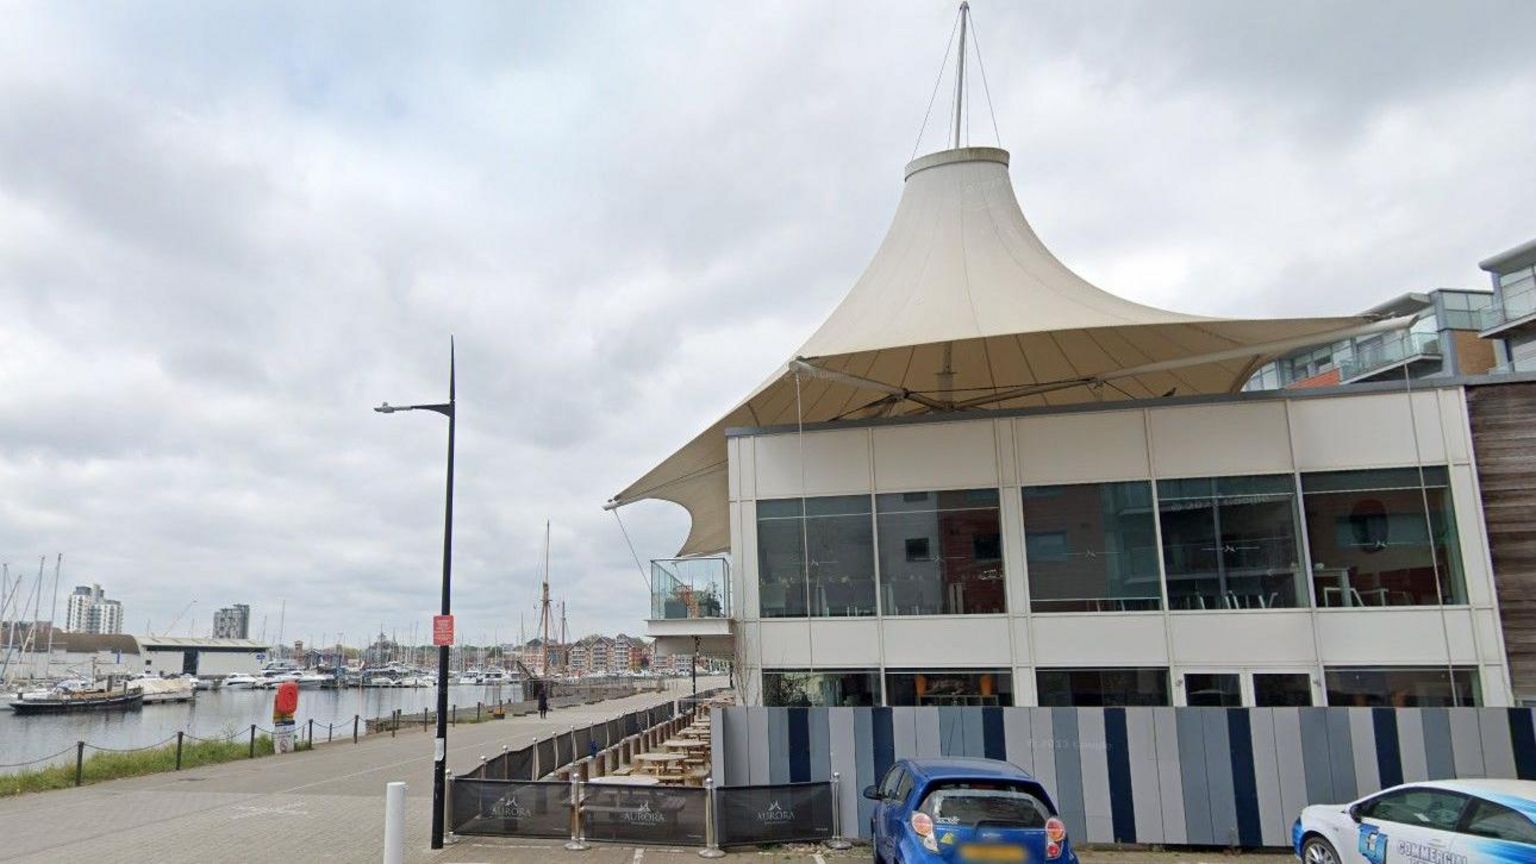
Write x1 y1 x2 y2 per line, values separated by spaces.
581 784 708 845
716 782 835 847
449 779 571 837
536 738 556 775
555 731 573 767
574 727 592 762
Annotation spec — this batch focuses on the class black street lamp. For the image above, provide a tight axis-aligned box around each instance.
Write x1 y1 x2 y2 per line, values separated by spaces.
375 339 456 851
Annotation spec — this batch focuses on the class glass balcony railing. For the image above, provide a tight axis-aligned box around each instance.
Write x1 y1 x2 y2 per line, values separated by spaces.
650 557 731 620
1337 331 1440 381
1480 283 1536 332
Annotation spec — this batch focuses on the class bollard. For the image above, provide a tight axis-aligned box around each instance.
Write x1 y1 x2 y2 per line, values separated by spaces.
354 715 360 743
452 704 456 727
383 781 406 864
308 718 315 747
175 731 184 771
445 770 455 842
825 771 852 849
563 769 588 851
423 707 429 731
249 724 257 758
328 722 334 743
699 777 725 858
74 741 84 787
532 737 541 780
500 745 509 780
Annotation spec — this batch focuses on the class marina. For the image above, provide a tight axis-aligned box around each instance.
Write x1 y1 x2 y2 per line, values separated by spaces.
0 681 525 773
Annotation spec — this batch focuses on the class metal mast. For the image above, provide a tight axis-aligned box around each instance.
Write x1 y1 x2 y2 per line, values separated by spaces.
952 1 969 149
538 520 552 677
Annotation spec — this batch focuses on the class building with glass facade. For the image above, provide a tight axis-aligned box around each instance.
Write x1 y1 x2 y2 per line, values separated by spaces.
613 142 1530 712
1242 289 1496 391
1479 237 1536 374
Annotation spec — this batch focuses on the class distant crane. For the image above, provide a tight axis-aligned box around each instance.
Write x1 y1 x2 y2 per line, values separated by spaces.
163 599 197 636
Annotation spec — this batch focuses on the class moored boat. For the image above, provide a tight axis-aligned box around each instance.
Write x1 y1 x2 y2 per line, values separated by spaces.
9 687 143 714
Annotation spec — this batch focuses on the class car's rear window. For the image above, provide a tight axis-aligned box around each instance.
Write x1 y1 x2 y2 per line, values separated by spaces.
919 782 1053 829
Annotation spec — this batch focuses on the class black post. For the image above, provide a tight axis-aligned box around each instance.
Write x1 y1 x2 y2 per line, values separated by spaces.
354 714 360 743
424 707 429 731
691 636 699 696
328 722 333 743
176 731 184 770
74 741 84 786
376 340 455 851
249 724 256 758
452 704 457 727
308 718 314 747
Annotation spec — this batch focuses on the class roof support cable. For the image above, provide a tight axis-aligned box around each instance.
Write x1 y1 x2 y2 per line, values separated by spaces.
912 5 963 160
1403 363 1461 707
966 4 1003 147
610 508 652 594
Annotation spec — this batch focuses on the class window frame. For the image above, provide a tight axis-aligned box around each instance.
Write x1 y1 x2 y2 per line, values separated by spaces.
1360 786 1472 833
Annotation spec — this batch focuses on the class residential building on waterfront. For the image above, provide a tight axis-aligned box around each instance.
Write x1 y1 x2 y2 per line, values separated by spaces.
1242 288 1496 391
1478 237 1536 374
64 583 122 634
211 603 250 639
614 139 1533 710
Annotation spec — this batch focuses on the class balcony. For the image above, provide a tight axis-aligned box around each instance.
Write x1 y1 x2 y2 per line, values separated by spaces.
647 557 734 651
1338 331 1442 384
1480 282 1536 338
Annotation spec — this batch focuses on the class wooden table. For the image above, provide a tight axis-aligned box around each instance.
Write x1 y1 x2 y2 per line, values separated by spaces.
589 774 660 786
663 738 708 751
632 752 685 775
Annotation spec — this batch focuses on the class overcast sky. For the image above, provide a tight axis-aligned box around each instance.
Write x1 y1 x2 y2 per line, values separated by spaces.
2 1 1533 649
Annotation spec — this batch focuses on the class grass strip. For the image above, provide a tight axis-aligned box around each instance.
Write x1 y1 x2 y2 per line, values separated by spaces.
0 734 313 798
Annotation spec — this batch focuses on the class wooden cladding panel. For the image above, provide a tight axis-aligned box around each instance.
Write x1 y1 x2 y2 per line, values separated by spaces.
1469 382 1536 699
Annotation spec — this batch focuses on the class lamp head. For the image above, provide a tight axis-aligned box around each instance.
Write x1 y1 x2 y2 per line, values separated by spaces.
374 402 399 414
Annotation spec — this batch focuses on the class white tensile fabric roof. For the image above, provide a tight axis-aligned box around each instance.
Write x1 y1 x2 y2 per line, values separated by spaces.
611 146 1401 556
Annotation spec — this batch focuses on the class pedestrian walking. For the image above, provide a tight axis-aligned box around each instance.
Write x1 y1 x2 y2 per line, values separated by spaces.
537 686 549 719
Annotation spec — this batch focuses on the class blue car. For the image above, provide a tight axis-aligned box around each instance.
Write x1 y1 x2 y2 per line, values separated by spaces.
864 757 1079 864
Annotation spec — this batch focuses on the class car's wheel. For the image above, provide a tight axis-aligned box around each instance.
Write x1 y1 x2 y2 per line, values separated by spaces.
1302 835 1341 864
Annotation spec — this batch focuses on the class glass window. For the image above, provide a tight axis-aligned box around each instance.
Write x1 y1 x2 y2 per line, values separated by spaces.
761 669 880 707
1184 673 1241 707
878 764 906 799
1302 467 1466 607
1036 667 1170 707
1461 798 1536 845
756 495 876 618
1363 787 1469 832
884 669 1013 706
1324 666 1481 707
876 490 1005 615
1157 475 1306 610
1023 482 1161 613
919 785 1053 829
1253 673 1313 707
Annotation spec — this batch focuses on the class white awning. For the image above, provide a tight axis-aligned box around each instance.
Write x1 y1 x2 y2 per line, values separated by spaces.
611 147 1392 556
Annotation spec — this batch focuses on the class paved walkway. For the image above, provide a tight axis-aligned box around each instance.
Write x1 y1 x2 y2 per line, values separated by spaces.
435 840 1295 863
0 678 724 863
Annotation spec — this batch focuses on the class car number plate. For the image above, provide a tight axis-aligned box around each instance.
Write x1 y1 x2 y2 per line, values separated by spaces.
959 844 1026 862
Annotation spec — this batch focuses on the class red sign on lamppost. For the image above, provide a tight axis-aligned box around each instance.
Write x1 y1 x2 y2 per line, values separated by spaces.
432 615 454 647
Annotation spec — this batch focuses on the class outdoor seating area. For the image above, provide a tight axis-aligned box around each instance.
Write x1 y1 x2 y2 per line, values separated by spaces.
540 691 733 789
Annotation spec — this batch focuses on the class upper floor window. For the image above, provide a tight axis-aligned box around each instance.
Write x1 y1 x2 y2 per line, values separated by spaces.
1302 466 1466 606
1022 481 1161 612
875 489 1005 615
1157 475 1306 610
756 495 876 618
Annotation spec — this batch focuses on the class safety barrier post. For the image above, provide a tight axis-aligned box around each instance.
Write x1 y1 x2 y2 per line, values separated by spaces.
532 737 541 779
308 718 315 747
445 770 455 843
423 707 429 731
328 722 334 743
384 781 406 864
175 731 185 770
564 767 589 851
354 715 360 743
74 741 84 786
826 771 852 850
249 724 257 758
699 777 725 858
500 745 509 780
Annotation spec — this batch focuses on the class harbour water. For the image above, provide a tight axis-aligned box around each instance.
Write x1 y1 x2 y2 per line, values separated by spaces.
0 682 523 774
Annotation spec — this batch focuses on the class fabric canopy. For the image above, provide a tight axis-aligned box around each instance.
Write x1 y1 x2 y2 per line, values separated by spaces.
611 147 1399 556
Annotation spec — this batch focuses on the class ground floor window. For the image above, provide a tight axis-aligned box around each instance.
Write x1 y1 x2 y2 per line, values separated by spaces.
1036 667 1170 707
1324 666 1481 707
1253 672 1314 706
1183 672 1241 707
884 669 1013 706
762 669 881 706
